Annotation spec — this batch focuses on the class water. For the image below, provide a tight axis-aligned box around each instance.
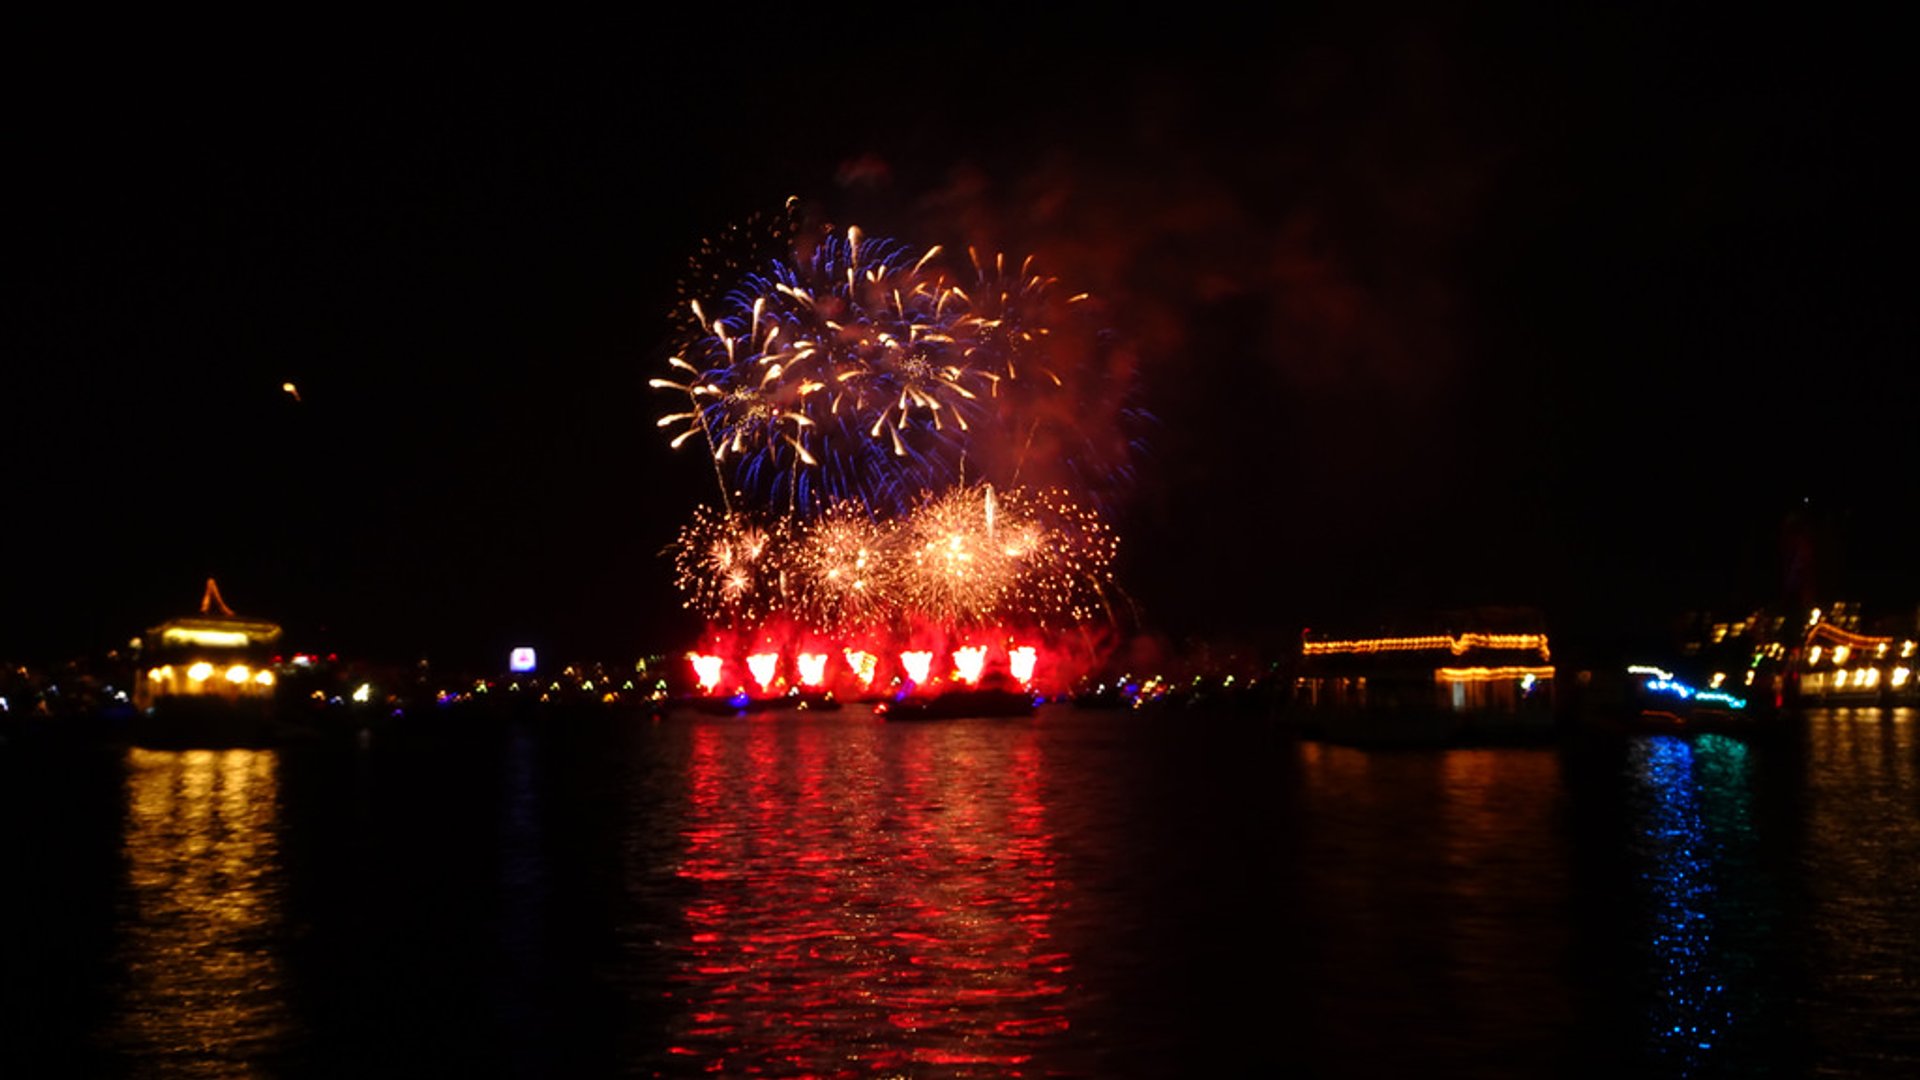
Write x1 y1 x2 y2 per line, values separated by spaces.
2 706 1915 1077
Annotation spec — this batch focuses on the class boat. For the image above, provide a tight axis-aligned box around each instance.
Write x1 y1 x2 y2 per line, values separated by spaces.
130 579 297 747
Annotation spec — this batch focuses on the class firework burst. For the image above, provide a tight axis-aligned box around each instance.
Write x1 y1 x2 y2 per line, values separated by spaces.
655 208 1140 688
787 500 893 633
670 505 793 627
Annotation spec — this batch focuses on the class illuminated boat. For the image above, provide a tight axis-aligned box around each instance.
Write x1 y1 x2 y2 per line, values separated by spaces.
1291 611 1558 744
131 579 287 746
1619 664 1758 732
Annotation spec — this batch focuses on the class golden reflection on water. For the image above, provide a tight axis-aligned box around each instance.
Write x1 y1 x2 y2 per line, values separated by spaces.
1293 740 1573 1071
1797 706 1920 1068
109 747 290 1073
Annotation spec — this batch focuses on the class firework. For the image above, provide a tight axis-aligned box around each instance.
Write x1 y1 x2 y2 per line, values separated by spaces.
786 499 893 633
655 211 1140 691
655 219 1133 519
669 505 794 626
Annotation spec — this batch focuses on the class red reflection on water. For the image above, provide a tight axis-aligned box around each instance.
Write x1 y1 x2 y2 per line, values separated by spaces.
669 718 1068 1075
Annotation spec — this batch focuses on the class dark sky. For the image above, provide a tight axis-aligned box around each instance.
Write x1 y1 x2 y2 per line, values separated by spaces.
8 11 1914 668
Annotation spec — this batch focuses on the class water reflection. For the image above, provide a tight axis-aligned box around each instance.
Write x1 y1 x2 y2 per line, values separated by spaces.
1798 707 1920 1072
667 716 1068 1075
1627 733 1754 1075
1292 742 1572 1076
109 747 290 1073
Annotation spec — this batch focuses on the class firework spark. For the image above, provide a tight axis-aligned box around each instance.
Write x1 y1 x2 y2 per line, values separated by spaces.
656 210 1138 688
656 217 1133 518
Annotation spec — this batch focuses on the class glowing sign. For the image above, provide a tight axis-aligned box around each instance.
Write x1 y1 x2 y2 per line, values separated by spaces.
509 647 538 673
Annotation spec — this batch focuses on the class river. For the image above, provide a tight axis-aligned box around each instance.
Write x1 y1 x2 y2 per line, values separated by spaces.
2 705 1914 1077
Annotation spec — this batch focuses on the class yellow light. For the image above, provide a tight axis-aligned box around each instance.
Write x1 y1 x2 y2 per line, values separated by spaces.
1833 645 1850 666
1861 668 1880 688
1710 672 1726 688
1303 632 1551 661
352 683 372 703
1434 666 1556 683
1744 671 1756 686
1903 641 1917 658
1808 646 1823 665
162 627 253 648
188 662 214 682
254 670 275 687
1893 667 1911 689
226 665 250 684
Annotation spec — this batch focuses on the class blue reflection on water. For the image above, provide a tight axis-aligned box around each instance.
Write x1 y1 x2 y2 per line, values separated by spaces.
1632 733 1753 1074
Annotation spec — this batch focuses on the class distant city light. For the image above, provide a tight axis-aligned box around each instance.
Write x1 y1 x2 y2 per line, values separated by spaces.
509 647 537 673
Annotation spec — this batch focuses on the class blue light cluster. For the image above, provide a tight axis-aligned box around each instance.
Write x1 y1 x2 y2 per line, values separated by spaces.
1642 676 1746 710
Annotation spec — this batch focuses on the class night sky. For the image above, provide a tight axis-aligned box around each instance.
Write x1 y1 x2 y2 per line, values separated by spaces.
9 12 1913 668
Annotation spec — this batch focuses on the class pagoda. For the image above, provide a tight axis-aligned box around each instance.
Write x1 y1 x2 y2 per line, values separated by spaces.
133 579 283 714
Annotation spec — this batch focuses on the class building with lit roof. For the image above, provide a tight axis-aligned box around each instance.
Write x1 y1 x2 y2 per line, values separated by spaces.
1291 608 1557 741
132 579 283 716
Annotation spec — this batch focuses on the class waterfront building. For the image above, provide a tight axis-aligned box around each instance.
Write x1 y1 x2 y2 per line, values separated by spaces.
1674 600 1918 708
132 579 283 715
1292 608 1556 742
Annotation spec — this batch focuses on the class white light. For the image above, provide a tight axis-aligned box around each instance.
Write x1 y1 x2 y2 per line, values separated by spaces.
352 683 372 703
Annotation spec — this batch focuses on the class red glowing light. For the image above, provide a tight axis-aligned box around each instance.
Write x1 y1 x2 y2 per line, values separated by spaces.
843 648 878 689
952 645 987 685
746 652 779 692
1008 645 1037 685
689 652 724 692
900 650 934 686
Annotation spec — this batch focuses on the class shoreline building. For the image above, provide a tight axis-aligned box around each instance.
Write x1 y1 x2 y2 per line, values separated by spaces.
133 579 283 715
1292 608 1556 742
